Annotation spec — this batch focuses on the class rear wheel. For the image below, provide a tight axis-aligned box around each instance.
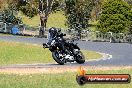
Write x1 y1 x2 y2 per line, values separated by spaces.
76 51 85 64
52 50 65 65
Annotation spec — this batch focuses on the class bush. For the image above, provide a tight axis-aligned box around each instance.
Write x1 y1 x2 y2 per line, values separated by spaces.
65 0 95 30
2 9 23 24
98 0 132 33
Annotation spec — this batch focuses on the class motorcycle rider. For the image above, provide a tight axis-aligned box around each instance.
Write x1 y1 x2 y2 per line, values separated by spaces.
45 27 65 47
46 27 74 60
43 27 85 64
47 27 58 46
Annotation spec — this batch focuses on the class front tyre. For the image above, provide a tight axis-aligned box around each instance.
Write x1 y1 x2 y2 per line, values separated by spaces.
52 50 65 65
76 51 85 64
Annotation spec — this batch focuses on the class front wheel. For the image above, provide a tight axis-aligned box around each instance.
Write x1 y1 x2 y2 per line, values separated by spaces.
52 50 65 65
76 51 85 64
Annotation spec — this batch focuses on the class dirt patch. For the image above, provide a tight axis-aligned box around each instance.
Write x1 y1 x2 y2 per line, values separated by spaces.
0 68 76 74
0 65 132 74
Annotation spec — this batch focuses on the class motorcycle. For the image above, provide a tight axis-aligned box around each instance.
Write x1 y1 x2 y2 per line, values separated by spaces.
43 30 85 65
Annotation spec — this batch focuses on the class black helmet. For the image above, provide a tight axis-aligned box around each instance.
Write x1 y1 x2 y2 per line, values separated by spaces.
49 27 57 33
49 27 57 38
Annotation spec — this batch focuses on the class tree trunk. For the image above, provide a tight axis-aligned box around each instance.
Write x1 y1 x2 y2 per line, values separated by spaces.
38 0 54 37
39 13 47 37
39 0 46 37
39 15 47 37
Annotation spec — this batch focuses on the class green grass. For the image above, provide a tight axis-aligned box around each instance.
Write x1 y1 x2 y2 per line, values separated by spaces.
19 11 67 29
0 41 52 65
0 69 131 88
0 33 12 36
82 50 102 60
0 41 102 66
0 33 35 38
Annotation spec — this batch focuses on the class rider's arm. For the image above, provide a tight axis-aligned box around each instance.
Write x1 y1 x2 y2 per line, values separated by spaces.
57 33 66 37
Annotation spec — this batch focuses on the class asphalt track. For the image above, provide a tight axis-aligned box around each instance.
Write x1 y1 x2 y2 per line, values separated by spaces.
0 35 132 67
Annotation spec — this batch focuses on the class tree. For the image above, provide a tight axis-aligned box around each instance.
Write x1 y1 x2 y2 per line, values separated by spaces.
124 0 132 5
91 0 103 21
98 0 132 33
0 0 22 24
2 9 23 24
0 0 9 10
65 0 95 30
7 0 62 37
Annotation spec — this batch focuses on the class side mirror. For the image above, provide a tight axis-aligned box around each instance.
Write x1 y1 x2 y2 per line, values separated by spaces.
58 29 61 32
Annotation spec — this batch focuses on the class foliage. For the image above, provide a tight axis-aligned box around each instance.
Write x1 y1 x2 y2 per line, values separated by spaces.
125 0 132 5
11 0 63 18
91 0 105 21
98 0 132 33
65 0 95 30
17 0 39 18
1 9 23 24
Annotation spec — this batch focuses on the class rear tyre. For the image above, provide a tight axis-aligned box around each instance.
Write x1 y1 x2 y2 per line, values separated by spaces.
52 50 65 65
76 51 85 64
